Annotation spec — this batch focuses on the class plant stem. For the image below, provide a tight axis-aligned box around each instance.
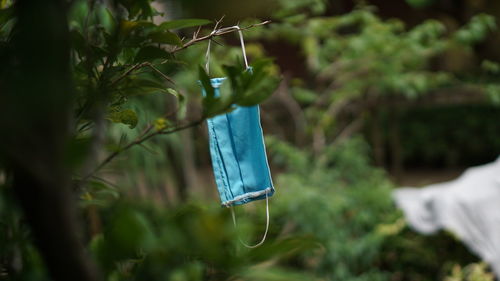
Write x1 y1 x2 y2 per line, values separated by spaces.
111 20 271 86
82 119 204 181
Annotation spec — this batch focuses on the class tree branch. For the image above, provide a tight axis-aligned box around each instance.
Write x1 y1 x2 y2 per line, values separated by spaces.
110 62 175 86
83 19 271 180
170 20 271 53
111 20 271 86
81 119 204 181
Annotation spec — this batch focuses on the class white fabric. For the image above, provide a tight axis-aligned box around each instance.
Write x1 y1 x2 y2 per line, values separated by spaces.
393 157 500 277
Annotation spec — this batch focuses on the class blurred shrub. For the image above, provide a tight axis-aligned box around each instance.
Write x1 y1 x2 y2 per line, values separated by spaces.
1 182 317 281
267 136 396 280
90 200 320 281
1 135 483 281
444 262 495 281
266 136 480 281
2 1 496 281
0 186 50 280
239 5 498 160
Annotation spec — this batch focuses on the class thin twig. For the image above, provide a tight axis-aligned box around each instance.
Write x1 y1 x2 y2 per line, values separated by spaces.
211 38 224 46
193 25 202 39
144 62 175 84
136 105 182 141
110 62 148 85
81 119 204 181
112 20 270 86
85 93 237 180
111 62 175 86
171 20 271 54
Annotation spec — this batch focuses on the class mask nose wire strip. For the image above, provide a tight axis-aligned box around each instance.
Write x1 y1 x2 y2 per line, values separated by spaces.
230 189 270 248
205 25 249 75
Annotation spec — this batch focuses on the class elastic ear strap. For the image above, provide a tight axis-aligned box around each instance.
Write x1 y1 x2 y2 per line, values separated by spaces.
205 37 213 73
236 28 249 69
230 189 270 249
205 26 249 75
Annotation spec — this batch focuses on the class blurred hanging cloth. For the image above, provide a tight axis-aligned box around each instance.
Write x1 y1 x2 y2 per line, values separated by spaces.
393 156 500 277
201 26 274 208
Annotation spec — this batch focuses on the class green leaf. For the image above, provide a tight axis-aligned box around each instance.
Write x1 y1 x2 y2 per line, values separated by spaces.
199 65 223 117
148 30 182 46
68 0 88 31
69 29 86 54
119 20 140 37
236 79 280 106
102 65 129 82
199 65 214 99
291 87 317 104
482 60 500 74
119 47 137 64
223 58 280 107
128 74 165 88
119 20 155 40
160 18 211 30
239 266 318 281
97 7 116 34
116 74 169 96
106 208 156 259
204 97 236 118
166 88 184 102
116 0 155 19
119 86 169 97
107 109 138 128
134 46 171 63
79 180 120 208
91 46 109 60
65 136 92 168
154 118 169 131
485 84 500 104
454 14 496 44
166 88 187 118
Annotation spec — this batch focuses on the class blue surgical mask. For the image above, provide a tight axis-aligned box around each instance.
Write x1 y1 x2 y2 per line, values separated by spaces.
201 27 274 207
203 79 274 207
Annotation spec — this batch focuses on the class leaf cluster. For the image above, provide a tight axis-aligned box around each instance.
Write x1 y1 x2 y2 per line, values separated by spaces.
200 59 281 118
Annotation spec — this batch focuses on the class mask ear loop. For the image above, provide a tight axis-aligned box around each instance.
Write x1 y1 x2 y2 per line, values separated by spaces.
230 189 270 248
236 27 249 70
205 25 250 75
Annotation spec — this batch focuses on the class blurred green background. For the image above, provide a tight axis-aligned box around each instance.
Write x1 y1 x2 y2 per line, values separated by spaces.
1 0 499 280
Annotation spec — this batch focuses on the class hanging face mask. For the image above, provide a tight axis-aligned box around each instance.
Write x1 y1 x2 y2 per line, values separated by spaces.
201 27 275 208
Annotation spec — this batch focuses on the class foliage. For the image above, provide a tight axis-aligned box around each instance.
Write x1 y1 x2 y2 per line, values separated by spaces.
0 0 498 281
444 263 495 281
55 0 280 178
0 186 49 280
267 136 395 281
245 6 497 153
89 201 317 281
0 0 282 280
266 136 482 281
1 182 316 281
